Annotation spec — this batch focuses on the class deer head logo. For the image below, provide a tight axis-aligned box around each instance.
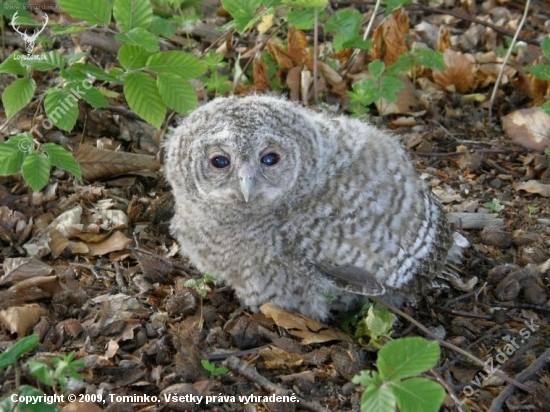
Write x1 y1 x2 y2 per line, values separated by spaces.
11 11 49 56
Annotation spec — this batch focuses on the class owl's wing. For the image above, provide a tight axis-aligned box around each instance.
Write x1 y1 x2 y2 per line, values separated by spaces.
315 263 386 296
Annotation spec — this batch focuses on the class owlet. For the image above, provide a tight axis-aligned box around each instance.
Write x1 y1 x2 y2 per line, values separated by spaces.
164 95 470 321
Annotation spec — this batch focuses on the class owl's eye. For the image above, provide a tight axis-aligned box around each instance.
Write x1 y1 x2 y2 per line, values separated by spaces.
211 156 230 169
260 153 280 166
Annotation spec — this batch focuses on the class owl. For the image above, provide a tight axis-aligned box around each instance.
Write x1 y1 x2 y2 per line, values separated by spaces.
164 95 472 321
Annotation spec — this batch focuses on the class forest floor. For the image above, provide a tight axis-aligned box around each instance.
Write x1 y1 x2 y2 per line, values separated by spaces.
1 1 550 411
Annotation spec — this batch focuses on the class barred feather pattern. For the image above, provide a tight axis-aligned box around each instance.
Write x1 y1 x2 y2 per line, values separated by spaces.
164 95 465 320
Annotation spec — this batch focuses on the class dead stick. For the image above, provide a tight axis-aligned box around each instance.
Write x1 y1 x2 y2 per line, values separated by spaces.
488 346 550 411
225 356 331 412
372 297 533 393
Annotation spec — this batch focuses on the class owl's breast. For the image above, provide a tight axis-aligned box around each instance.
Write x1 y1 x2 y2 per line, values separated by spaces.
171 204 285 283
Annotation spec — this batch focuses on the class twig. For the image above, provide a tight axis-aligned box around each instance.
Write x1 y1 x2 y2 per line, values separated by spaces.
313 7 319 104
225 356 331 412
430 368 466 412
371 297 534 393
341 0 383 76
409 4 539 46
488 345 550 412
233 25 282 87
488 0 531 123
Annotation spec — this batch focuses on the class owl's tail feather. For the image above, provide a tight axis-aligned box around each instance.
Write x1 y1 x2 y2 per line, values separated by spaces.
315 263 387 296
438 232 478 292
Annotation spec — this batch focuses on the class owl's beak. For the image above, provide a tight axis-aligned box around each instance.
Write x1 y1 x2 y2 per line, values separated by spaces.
238 164 254 203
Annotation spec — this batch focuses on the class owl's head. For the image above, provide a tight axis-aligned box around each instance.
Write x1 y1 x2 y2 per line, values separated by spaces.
165 96 325 209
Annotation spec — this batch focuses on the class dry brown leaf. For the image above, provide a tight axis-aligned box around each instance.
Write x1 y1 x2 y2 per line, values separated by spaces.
433 49 476 93
267 40 294 69
8 275 65 297
84 231 133 256
502 108 550 151
260 303 350 344
24 206 83 258
49 229 70 257
0 257 54 286
317 61 347 97
375 76 418 115
287 27 309 67
372 8 409 66
75 144 161 181
513 180 550 197
252 55 270 92
286 66 302 101
0 304 47 336
258 346 303 369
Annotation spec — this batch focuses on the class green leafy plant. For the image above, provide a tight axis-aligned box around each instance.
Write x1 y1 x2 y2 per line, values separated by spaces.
200 359 229 376
0 334 85 412
526 204 538 218
348 60 405 117
483 198 505 213
200 50 235 95
355 305 395 348
0 133 82 191
185 274 217 329
1 0 206 131
525 36 550 114
352 337 445 412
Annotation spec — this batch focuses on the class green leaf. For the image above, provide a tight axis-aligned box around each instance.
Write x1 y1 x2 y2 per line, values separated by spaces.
57 0 112 25
26 360 55 386
50 25 92 35
2 2 32 19
360 384 397 412
365 306 394 340
149 15 178 38
118 44 153 70
146 51 206 79
71 63 121 82
526 64 550 81
542 101 550 114
379 76 405 101
61 67 89 82
378 337 440 381
21 50 66 71
221 0 262 33
18 385 58 412
42 143 83 181
368 59 385 78
391 377 445 412
0 134 32 176
77 86 109 109
2 78 36 118
0 52 29 75
65 52 89 64
157 73 198 114
325 8 363 51
115 27 159 52
0 334 39 370
411 49 445 71
541 36 550 60
22 152 51 191
282 0 328 6
386 54 414 77
200 359 229 376
123 72 166 129
286 7 316 30
44 90 79 132
113 0 153 32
